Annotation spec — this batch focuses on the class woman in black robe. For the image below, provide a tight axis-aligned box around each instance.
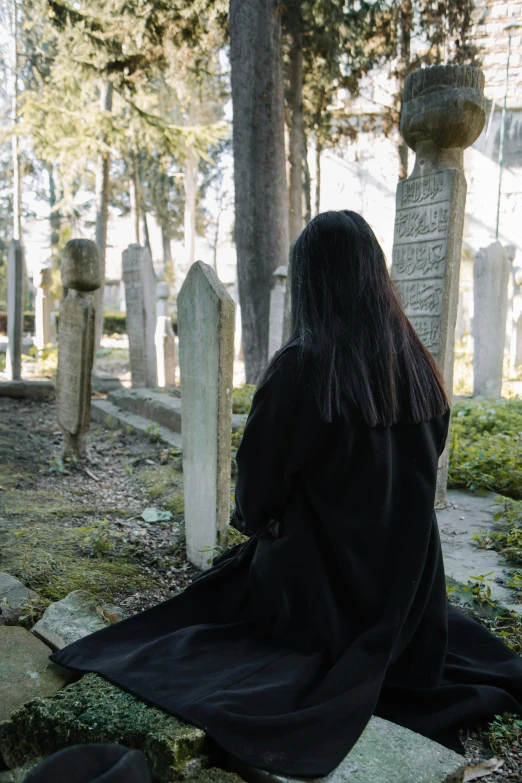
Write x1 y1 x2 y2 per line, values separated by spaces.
52 210 522 777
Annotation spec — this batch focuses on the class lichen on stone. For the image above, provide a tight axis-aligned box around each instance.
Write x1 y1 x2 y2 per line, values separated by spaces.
0 674 206 783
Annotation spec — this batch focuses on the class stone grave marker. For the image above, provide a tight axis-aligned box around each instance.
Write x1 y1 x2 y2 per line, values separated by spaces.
56 239 101 459
156 280 170 319
6 239 24 381
155 317 177 388
122 244 157 388
268 265 288 358
390 64 486 505
34 267 53 350
473 241 510 398
177 261 235 569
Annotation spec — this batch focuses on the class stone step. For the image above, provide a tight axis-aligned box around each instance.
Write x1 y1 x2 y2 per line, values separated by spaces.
229 716 467 783
108 388 183 433
105 388 247 435
90 398 182 449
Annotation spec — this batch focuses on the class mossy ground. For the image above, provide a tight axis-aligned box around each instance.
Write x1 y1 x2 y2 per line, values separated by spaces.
0 398 200 612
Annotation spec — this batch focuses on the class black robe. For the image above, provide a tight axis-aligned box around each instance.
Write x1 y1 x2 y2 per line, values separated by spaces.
51 344 522 777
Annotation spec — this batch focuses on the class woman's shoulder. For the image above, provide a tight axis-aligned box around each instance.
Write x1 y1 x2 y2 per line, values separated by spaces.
259 340 311 390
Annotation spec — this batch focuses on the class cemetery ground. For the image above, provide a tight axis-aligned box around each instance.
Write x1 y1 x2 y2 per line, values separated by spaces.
2 376 522 780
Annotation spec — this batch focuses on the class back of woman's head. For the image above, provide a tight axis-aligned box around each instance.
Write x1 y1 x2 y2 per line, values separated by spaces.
288 209 448 426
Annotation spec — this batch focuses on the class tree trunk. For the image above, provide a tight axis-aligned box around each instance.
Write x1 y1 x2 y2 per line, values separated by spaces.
315 137 322 216
303 129 311 225
138 153 151 252
230 0 289 383
47 163 61 263
129 152 140 244
11 0 21 243
94 80 113 351
141 213 151 252
397 0 412 181
183 144 198 275
162 227 173 281
285 0 305 244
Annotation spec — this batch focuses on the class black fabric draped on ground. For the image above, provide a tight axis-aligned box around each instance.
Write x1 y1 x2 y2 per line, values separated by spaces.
24 745 152 782
51 344 522 777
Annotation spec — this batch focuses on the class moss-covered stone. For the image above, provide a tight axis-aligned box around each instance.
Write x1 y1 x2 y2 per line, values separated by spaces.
186 769 246 783
0 674 206 783
0 760 41 782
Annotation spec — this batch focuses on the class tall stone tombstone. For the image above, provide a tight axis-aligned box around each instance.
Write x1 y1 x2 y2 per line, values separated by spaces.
34 267 53 350
473 242 510 398
268 265 288 359
56 240 101 459
156 281 169 319
6 239 24 381
515 267 522 371
155 317 177 388
390 64 486 505
122 244 156 388
178 261 235 570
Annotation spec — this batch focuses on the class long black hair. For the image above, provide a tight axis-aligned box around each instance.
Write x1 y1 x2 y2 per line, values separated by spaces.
284 209 449 427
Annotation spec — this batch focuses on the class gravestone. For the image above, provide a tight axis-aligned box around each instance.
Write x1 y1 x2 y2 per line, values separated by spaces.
6 239 24 381
156 281 170 319
56 239 101 459
177 261 235 569
34 267 53 350
268 266 288 358
155 317 177 388
390 64 486 505
473 241 510 398
122 244 157 388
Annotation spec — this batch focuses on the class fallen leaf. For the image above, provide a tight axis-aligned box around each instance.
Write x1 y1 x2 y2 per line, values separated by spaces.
102 609 120 624
141 506 173 523
464 758 504 781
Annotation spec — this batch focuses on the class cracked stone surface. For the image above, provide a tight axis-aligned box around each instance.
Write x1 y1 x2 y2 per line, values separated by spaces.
0 626 72 723
229 716 466 783
438 489 522 613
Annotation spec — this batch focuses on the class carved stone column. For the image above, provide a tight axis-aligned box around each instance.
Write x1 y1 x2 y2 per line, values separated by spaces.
390 65 486 505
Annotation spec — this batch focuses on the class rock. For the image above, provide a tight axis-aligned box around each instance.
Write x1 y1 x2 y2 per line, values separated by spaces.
229 716 467 783
0 673 206 783
31 590 122 651
0 626 72 723
186 771 246 783
0 573 40 626
0 761 41 782
0 381 55 401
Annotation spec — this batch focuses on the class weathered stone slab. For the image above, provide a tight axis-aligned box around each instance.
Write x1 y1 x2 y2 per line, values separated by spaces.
0 673 205 783
0 626 72 724
155 316 177 388
390 64 486 505
473 241 510 398
34 267 53 350
57 240 101 459
0 572 40 625
31 590 121 651
6 240 24 381
229 716 466 783
268 266 288 359
177 261 235 570
122 244 157 388
0 381 55 401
